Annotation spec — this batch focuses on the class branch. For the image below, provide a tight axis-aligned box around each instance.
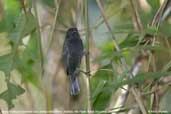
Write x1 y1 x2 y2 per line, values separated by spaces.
112 0 170 113
0 109 2 114
96 0 147 114
149 0 171 110
32 0 44 76
129 0 143 32
46 0 61 53
85 0 92 112
112 54 148 113
151 0 170 27
32 0 52 112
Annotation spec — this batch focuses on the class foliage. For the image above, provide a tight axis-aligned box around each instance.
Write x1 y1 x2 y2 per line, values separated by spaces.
0 82 25 109
0 0 171 113
90 0 171 112
0 0 41 109
91 64 115 110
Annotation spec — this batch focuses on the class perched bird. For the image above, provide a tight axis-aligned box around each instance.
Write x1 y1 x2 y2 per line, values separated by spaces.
62 27 83 96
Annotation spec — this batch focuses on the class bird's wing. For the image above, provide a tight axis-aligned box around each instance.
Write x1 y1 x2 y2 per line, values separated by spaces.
77 38 84 66
63 40 70 74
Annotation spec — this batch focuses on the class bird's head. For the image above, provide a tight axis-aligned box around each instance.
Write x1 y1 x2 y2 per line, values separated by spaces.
66 27 79 39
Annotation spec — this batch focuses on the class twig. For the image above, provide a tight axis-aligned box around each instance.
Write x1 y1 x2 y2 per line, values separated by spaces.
112 0 157 113
129 0 170 112
24 83 35 110
151 0 170 27
0 109 2 114
32 0 51 113
112 53 148 113
96 0 147 114
46 0 61 53
147 1 170 73
129 0 143 32
32 0 44 76
147 0 170 112
164 37 171 58
111 85 129 114
149 0 171 49
85 0 92 112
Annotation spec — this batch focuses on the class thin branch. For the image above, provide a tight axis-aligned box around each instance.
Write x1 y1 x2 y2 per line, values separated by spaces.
113 0 170 113
112 85 129 114
0 109 2 114
131 0 170 111
129 0 143 32
147 0 170 112
85 0 92 112
32 1 52 113
164 37 171 58
24 83 35 110
96 0 147 114
32 1 44 76
112 53 148 113
146 0 170 72
149 0 171 71
151 0 170 27
46 0 61 53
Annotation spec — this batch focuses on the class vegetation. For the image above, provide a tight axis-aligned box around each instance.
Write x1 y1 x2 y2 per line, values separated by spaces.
0 0 171 114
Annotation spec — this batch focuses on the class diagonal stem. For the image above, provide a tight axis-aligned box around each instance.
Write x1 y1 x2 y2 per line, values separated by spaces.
46 0 61 53
32 0 44 76
129 0 143 33
96 0 147 114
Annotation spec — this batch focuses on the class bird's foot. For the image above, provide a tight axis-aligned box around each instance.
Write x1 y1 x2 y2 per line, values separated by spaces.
75 68 91 77
80 70 91 77
83 50 89 56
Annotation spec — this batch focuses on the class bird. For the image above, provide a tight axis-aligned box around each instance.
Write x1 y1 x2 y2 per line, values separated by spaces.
62 27 84 96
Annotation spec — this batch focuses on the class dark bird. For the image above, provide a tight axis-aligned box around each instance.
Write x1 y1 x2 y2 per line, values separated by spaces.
62 27 83 96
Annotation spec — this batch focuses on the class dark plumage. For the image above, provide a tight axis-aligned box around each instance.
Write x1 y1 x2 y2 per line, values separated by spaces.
62 27 83 96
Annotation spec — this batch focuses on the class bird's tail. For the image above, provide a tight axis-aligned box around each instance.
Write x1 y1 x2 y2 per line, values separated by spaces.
69 75 80 96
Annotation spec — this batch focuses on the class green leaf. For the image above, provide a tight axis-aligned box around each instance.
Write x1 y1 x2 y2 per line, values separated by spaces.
159 22 171 37
162 60 171 71
146 0 160 11
0 54 12 75
91 80 107 103
119 33 141 48
0 14 26 77
142 45 168 52
4 0 21 32
42 0 55 8
0 20 7 32
8 12 36 46
0 82 25 109
91 64 115 110
9 14 26 45
144 26 158 36
23 13 36 36
4 0 21 14
16 31 41 87
103 71 171 93
160 87 171 112
96 41 126 66
0 33 12 56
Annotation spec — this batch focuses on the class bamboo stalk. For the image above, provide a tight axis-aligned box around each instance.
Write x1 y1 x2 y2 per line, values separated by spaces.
47 0 61 53
85 0 91 113
32 1 52 113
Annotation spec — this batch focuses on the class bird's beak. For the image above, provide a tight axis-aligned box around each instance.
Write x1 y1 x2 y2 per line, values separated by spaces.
72 31 77 33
